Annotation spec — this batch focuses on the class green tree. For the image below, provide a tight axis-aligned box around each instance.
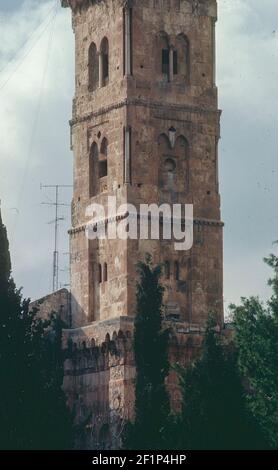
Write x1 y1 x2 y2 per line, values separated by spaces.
124 256 170 450
174 316 267 450
231 253 278 448
0 209 73 449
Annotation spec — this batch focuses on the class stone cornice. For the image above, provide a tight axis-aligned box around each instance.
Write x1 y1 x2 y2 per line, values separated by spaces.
70 98 221 127
68 216 224 235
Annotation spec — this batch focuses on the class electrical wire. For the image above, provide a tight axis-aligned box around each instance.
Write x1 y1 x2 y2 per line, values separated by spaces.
11 3 59 239
0 4 58 94
0 1 57 76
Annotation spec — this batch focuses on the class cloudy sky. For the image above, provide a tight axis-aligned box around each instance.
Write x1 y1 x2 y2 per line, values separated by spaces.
0 0 277 316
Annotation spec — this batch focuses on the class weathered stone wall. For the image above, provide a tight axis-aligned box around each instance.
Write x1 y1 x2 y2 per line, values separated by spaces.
65 0 223 327
30 288 71 325
59 0 224 450
63 318 207 449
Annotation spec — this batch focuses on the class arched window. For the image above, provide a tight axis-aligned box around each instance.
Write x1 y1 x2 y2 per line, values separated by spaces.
89 142 99 197
174 261 180 281
99 137 108 178
165 261 170 280
100 37 109 87
175 33 190 83
88 42 99 91
103 263 108 282
158 133 189 195
98 264 102 284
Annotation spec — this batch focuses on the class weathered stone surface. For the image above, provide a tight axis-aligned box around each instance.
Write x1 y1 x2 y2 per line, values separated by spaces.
58 0 224 449
30 288 71 325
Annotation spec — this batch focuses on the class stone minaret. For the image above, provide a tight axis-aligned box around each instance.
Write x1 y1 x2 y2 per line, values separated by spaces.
61 0 224 449
62 0 223 328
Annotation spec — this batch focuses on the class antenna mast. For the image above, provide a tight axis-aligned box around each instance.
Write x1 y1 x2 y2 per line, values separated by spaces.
41 184 72 292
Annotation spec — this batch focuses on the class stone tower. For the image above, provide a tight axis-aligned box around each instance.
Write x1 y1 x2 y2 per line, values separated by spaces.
61 0 224 449
63 0 223 329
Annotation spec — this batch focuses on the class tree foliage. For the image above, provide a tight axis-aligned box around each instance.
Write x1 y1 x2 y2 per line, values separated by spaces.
174 316 268 450
0 210 73 449
124 256 170 450
231 253 278 448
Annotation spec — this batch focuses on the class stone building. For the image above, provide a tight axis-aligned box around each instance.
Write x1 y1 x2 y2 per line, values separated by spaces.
58 0 224 449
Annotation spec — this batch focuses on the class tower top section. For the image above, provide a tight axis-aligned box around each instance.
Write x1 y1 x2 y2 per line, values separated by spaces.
61 0 217 19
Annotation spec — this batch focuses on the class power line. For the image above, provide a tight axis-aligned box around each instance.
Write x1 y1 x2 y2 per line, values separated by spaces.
0 2 57 77
0 4 58 94
11 3 58 240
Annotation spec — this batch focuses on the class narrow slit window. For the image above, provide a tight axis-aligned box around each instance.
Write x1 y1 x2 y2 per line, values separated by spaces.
175 261 180 281
103 263 108 282
173 50 178 75
103 53 109 81
99 137 108 178
162 49 169 75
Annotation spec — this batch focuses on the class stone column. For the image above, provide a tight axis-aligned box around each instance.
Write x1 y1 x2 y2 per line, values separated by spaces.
169 46 174 82
99 52 103 87
124 126 131 184
124 8 132 76
212 18 216 87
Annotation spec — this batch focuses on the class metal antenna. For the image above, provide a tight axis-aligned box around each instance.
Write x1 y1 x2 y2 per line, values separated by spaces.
41 184 72 292
59 252 71 289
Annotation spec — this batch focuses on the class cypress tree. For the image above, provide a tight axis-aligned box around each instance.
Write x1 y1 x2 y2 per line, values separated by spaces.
124 256 170 450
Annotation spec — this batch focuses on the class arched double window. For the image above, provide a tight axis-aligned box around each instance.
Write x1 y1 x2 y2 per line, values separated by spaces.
88 37 109 91
164 260 180 281
158 133 189 195
157 32 190 84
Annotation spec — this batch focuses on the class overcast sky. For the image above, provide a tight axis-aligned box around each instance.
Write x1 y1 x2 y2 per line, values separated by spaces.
0 0 277 316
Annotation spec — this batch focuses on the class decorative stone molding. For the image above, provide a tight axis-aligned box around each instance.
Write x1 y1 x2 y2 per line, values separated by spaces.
70 98 221 127
68 216 224 236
